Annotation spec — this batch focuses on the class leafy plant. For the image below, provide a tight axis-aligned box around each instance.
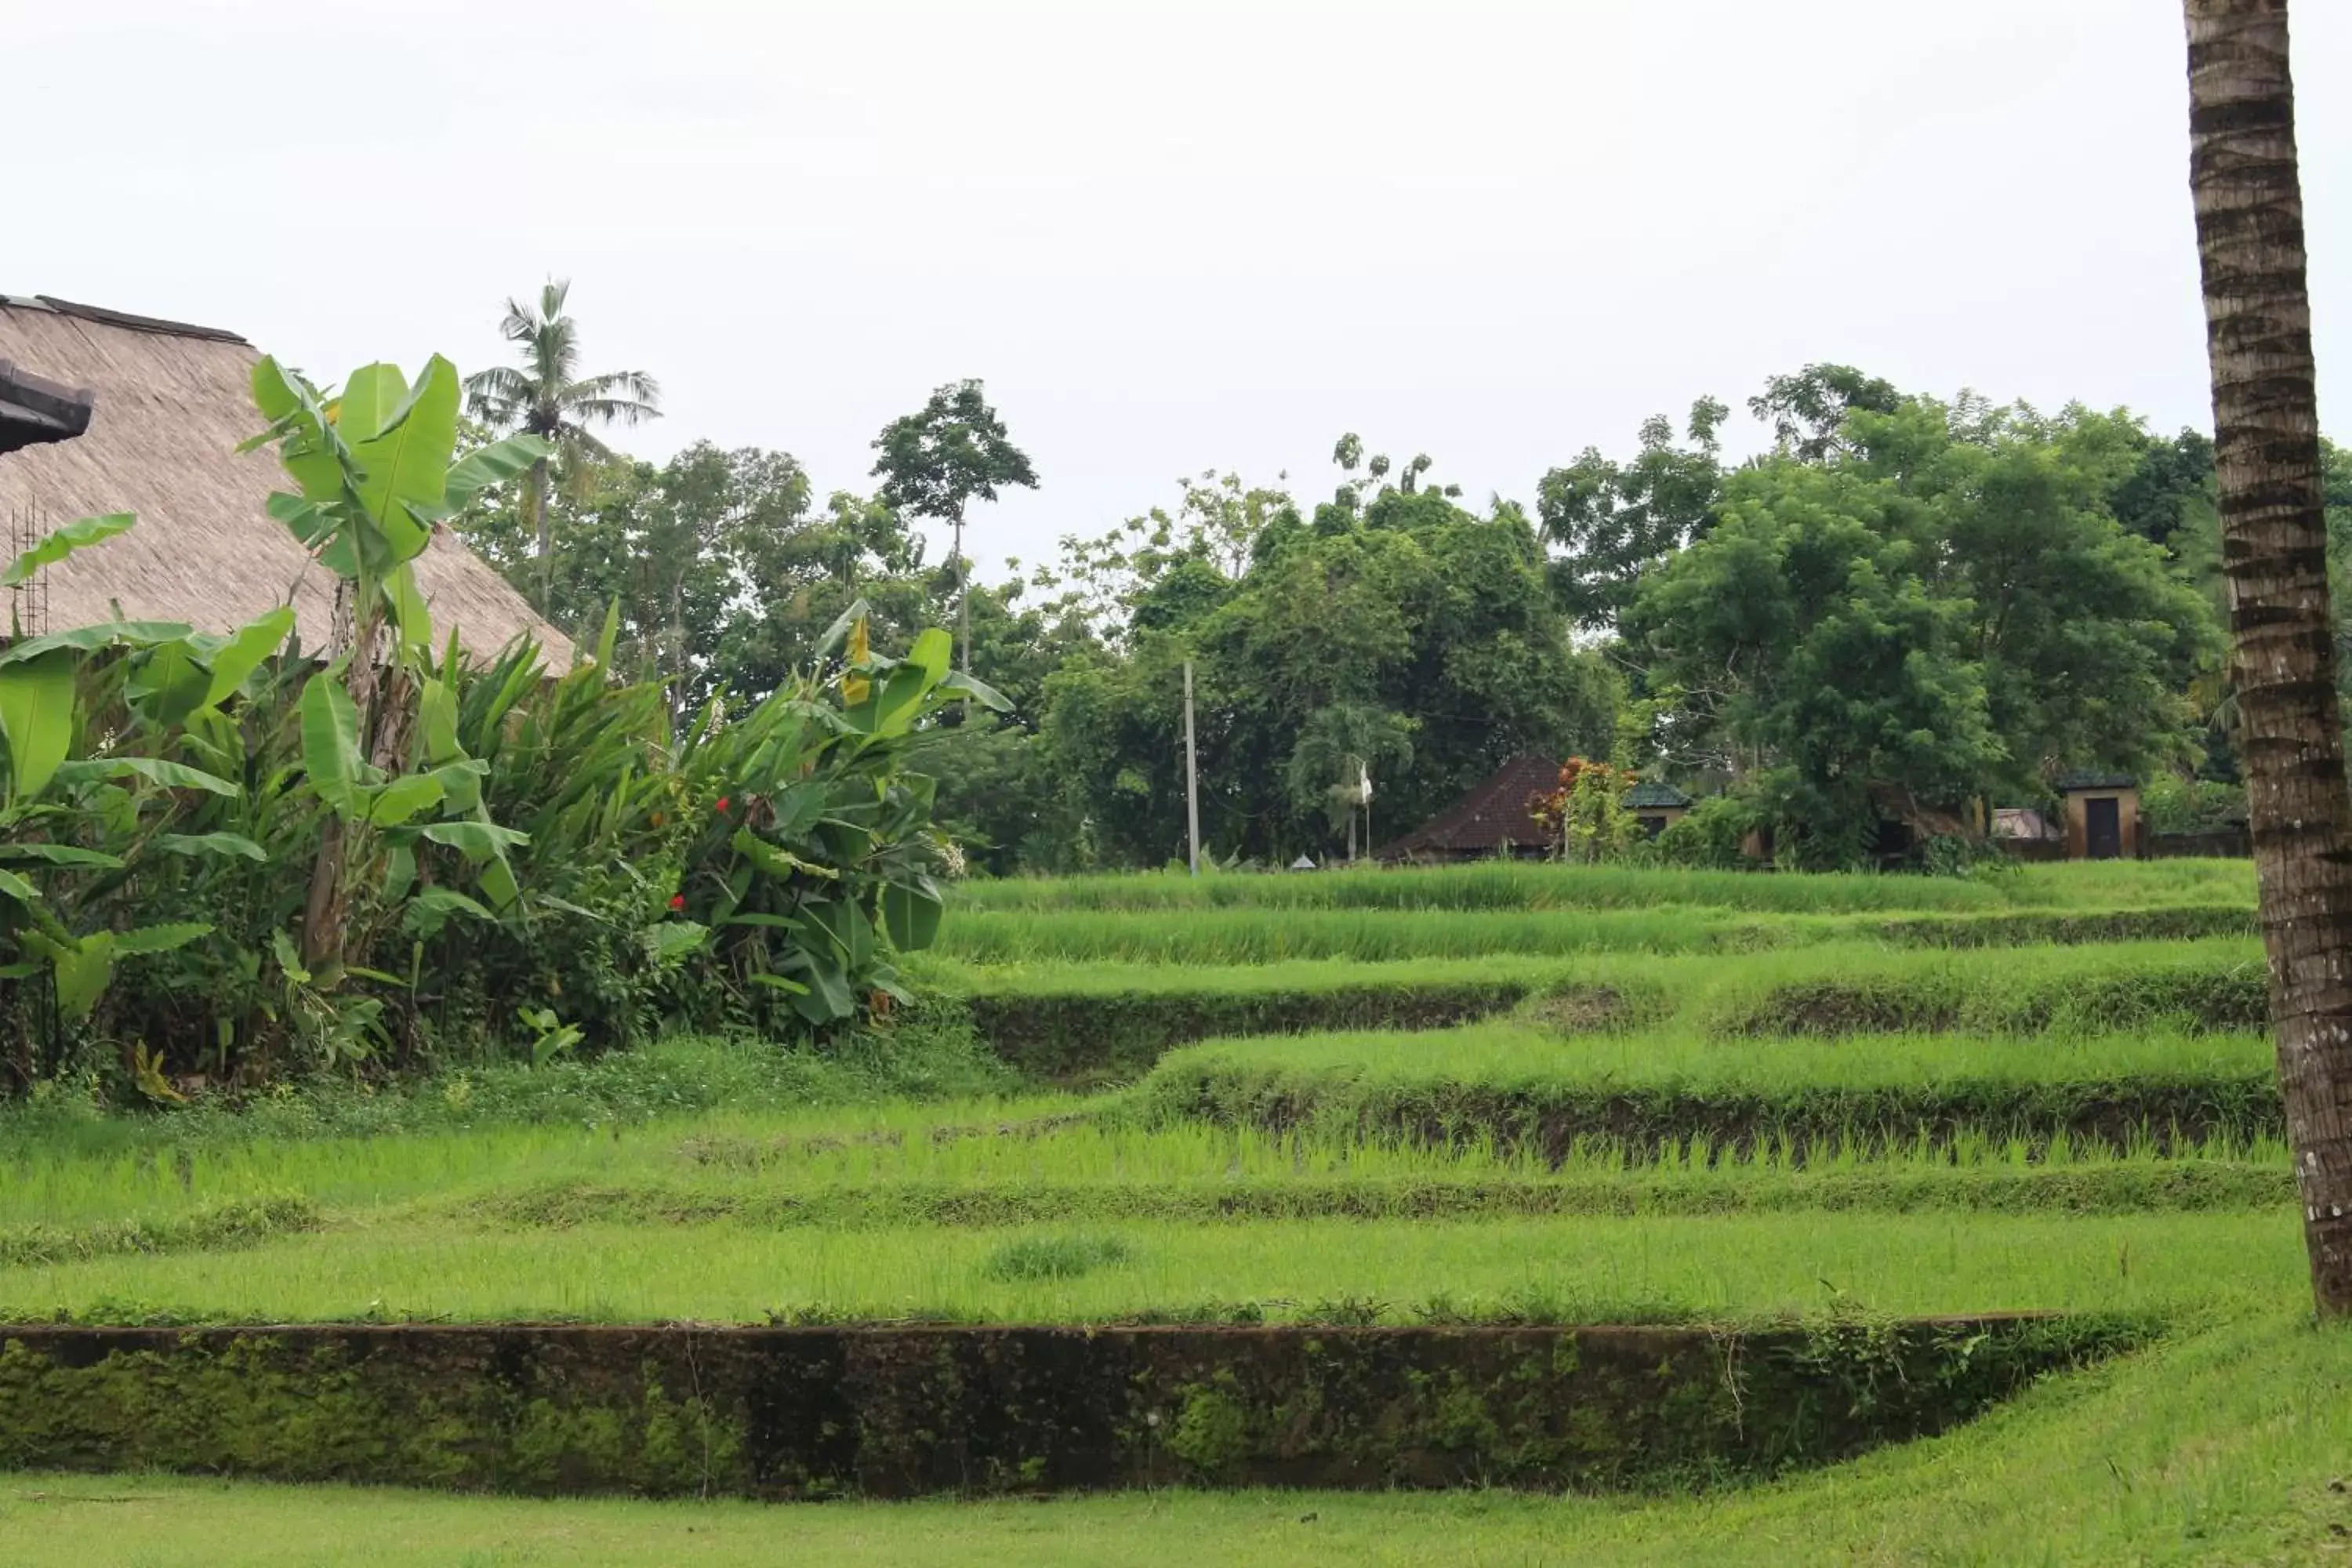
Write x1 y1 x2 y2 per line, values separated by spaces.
1527 759 1640 864
679 601 1006 1032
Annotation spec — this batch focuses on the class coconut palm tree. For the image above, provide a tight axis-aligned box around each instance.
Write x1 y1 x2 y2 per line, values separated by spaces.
463 279 661 612
2181 0 2352 1315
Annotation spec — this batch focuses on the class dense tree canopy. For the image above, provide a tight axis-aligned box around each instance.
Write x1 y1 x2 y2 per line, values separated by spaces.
1621 395 2221 862
457 350 2325 874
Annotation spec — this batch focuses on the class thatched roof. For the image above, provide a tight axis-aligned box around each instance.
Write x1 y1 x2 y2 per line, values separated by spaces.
0 295 572 667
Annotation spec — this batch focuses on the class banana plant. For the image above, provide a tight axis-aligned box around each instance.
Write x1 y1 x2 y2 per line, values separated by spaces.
0 516 280 1022
242 354 548 964
679 600 1004 1029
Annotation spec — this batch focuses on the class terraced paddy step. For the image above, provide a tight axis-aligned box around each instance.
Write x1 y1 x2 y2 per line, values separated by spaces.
1139 1025 2285 1160
931 938 2270 1082
0 1315 2144 1497
459 1161 2295 1229
0 1212 2299 1324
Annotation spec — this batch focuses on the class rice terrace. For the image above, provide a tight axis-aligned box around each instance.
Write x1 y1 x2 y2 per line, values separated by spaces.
3 857 2347 1563
9 2 2352 1565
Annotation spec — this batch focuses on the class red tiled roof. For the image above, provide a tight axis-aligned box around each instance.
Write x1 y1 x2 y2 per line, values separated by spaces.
1376 754 1559 859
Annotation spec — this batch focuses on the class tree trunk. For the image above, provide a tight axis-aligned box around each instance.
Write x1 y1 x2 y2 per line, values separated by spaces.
669 575 688 728
530 456 553 615
953 512 970 677
2183 0 2352 1315
953 511 972 718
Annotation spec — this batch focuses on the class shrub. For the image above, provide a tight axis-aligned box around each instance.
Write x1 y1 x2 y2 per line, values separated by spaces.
0 354 988 1097
1649 795 1759 869
2143 774 2247 835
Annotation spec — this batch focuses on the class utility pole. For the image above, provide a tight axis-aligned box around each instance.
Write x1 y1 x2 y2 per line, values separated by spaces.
1183 660 1202 876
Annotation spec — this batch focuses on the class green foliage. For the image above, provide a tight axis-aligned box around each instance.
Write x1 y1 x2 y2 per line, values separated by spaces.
1537 400 1726 628
1622 396 2221 864
979 1232 1133 1282
2 365 974 1096
2141 772 2247 834
1526 759 1640 864
1037 454 1614 867
869 379 1039 532
1647 794 1759 869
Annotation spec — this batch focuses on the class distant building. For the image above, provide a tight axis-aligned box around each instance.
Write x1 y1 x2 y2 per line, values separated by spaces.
1374 754 1561 863
1624 779 1693 838
1991 806 2061 843
2055 772 2142 860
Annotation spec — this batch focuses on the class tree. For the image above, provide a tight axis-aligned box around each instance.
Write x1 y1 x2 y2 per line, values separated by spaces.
870 380 1040 681
1034 456 1616 866
1624 463 2003 866
1748 363 1903 463
1619 384 2224 860
1843 398 2221 793
463 280 661 612
2181 0 2352 1315
1537 398 1728 629
1284 701 1414 861
2107 427 2217 553
1047 470 1288 636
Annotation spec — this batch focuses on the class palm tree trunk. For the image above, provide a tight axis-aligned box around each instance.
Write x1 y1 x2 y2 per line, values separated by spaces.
2183 0 2352 1316
530 456 553 615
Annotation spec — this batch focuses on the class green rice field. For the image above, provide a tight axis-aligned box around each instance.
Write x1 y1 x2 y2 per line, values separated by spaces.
5 857 2344 1565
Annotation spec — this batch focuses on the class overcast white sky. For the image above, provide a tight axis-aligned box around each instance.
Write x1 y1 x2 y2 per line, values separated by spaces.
13 2 2348 581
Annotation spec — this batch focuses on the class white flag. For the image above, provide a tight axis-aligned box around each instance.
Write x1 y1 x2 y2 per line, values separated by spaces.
1359 762 1374 803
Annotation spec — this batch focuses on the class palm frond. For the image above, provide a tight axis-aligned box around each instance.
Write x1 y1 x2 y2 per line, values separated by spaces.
495 296 539 344
532 317 579 394
566 395 662 429
558 426 618 463
463 365 535 427
568 368 662 412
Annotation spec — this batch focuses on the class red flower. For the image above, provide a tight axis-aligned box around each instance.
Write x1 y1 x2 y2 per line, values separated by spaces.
715 797 731 815
669 894 686 911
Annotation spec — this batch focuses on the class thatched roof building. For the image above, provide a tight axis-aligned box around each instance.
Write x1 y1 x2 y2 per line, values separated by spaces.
0 295 572 666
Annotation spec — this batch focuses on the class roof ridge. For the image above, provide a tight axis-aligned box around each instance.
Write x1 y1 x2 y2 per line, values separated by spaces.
16 296 248 346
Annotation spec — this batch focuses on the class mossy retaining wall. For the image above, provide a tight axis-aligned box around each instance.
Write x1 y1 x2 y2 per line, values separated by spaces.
0 1317 2138 1497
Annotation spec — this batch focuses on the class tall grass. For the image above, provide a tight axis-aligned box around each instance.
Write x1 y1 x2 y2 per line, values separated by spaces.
0 1210 2298 1326
930 904 2256 964
916 939 2272 1087
1134 1023 2282 1163
1142 1023 2277 1097
953 858 2255 915
0 1080 2289 1245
